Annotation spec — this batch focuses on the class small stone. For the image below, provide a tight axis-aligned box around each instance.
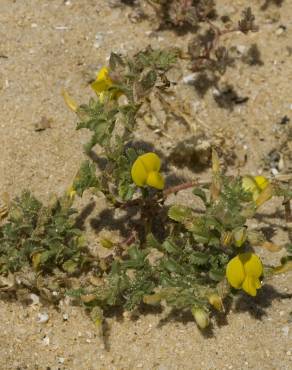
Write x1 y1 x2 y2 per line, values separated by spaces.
34 116 52 132
94 32 104 49
182 73 197 84
275 25 286 36
29 294 40 306
62 313 69 321
37 312 49 324
58 357 65 364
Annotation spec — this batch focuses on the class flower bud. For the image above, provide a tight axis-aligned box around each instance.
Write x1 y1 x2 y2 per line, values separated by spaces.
191 307 210 329
208 294 224 312
233 227 247 248
220 231 233 247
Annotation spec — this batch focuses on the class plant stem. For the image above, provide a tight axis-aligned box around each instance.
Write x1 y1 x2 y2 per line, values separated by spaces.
163 180 199 197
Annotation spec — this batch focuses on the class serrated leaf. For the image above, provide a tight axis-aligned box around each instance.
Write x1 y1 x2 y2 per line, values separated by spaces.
189 252 209 266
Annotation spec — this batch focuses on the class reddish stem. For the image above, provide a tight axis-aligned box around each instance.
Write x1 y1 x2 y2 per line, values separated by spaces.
163 180 198 197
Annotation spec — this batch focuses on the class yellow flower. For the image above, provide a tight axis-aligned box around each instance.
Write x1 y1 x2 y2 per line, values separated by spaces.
91 66 121 102
226 253 263 296
131 152 165 190
242 175 269 201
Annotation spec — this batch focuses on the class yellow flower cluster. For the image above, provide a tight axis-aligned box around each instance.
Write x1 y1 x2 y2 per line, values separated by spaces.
91 66 121 102
226 252 263 296
131 152 165 190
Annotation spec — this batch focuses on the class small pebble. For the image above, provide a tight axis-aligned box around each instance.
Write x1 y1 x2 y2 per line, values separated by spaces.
58 357 65 364
275 25 286 36
182 73 197 84
37 312 49 324
42 336 50 346
29 293 40 306
271 168 279 176
94 32 104 49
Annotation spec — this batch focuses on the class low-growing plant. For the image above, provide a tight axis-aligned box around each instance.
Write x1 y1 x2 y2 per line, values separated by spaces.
0 46 291 334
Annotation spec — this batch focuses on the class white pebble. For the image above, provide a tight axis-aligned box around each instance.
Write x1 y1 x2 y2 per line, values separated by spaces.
37 312 49 324
182 73 197 84
42 336 50 346
29 294 40 306
94 33 104 49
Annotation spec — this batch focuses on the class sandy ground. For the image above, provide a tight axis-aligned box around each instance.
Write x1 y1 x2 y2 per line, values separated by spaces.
0 0 291 369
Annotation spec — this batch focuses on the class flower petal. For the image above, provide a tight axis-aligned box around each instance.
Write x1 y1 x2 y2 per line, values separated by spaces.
146 171 165 190
91 79 110 95
226 255 245 289
131 153 163 189
131 157 148 187
242 276 257 296
240 253 263 278
242 176 260 201
254 176 269 191
140 152 161 172
97 66 110 81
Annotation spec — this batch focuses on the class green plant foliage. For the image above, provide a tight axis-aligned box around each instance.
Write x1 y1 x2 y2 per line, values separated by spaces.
0 191 91 275
72 160 100 196
1 42 291 334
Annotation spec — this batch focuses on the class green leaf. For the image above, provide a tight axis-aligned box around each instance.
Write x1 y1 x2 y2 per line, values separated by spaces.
162 258 183 273
146 233 162 250
168 205 193 223
209 269 225 282
162 239 180 254
189 252 209 266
